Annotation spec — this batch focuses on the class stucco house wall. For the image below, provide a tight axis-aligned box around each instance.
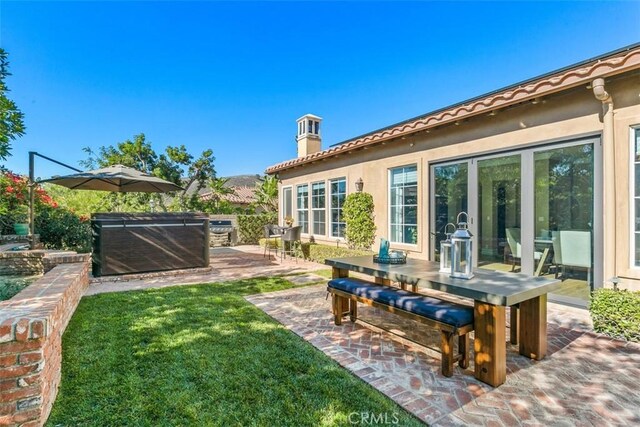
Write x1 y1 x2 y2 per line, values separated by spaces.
269 46 640 292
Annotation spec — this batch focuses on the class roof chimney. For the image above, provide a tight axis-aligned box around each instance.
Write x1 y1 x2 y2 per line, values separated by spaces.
296 114 322 157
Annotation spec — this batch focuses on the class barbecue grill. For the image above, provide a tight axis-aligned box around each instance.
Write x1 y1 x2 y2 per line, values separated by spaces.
210 220 238 246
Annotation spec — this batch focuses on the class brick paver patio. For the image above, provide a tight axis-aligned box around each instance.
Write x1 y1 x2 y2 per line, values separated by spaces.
246 285 640 426
86 245 325 295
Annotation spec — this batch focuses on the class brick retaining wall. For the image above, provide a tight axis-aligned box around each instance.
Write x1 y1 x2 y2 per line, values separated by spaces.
0 251 88 276
0 260 90 426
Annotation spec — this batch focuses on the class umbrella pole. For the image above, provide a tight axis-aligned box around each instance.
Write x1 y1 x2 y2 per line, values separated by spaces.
29 152 35 249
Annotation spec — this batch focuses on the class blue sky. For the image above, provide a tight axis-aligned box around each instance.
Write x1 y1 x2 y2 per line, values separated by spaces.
1 1 639 179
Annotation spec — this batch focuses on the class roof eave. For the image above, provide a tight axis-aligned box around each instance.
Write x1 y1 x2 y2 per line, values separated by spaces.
266 44 640 175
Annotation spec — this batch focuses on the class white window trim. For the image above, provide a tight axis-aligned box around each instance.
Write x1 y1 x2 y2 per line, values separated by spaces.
329 177 347 240
631 126 640 269
311 181 326 236
388 165 419 247
296 184 309 235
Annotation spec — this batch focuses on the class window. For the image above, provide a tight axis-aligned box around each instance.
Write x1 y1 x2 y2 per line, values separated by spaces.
634 128 640 266
296 184 309 234
314 121 320 135
282 187 292 222
311 181 326 235
330 178 346 238
389 165 418 244
307 120 313 133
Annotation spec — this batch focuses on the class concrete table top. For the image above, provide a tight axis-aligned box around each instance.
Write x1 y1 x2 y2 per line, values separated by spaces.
325 256 562 306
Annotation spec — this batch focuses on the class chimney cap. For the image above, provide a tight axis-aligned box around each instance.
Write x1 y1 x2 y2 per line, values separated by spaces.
296 113 323 122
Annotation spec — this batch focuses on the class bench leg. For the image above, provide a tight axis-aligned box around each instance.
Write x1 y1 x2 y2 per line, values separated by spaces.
458 333 469 369
349 298 358 322
332 294 348 326
440 331 455 377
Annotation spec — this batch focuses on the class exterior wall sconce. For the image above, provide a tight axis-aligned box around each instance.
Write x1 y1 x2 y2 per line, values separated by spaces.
451 212 474 279
355 178 364 192
439 223 456 273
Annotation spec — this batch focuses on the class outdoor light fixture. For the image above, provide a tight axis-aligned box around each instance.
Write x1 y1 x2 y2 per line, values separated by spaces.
450 212 474 279
355 178 364 192
610 276 620 291
439 223 455 273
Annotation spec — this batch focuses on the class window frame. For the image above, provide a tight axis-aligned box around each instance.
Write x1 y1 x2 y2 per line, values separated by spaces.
388 164 419 246
329 177 347 239
631 126 640 268
311 181 326 236
296 184 309 234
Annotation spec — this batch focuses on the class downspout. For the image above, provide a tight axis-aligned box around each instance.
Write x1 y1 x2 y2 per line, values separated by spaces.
592 78 616 286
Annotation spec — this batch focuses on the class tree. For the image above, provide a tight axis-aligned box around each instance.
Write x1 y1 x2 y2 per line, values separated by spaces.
0 49 25 161
81 133 216 212
254 175 278 212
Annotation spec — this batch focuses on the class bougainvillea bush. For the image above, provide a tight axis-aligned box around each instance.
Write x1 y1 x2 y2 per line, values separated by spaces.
0 170 90 252
0 170 57 234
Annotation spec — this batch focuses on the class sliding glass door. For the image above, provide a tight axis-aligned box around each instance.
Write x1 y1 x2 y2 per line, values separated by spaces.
432 163 468 262
477 155 522 272
533 143 594 302
430 137 600 305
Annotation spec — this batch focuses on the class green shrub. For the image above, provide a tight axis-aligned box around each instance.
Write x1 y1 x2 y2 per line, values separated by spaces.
258 237 281 249
237 213 277 244
342 192 376 250
590 288 640 343
306 243 373 264
258 240 372 264
35 205 92 253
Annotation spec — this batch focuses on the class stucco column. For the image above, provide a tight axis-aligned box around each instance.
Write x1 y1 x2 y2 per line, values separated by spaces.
593 79 616 286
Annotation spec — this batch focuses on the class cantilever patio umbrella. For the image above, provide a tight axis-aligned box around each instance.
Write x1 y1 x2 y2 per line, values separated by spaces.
41 164 184 193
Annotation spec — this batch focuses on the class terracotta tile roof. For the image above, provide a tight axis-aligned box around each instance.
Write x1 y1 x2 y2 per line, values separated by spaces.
266 43 640 174
201 186 256 205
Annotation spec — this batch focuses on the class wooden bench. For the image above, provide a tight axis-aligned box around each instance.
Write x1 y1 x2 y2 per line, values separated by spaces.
327 277 474 377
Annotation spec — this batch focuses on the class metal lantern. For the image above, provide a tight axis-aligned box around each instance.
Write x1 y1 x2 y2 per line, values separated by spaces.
439 223 456 273
450 212 474 279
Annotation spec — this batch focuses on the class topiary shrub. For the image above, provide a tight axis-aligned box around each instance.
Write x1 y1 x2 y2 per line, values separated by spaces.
590 288 640 343
237 213 277 244
342 192 376 250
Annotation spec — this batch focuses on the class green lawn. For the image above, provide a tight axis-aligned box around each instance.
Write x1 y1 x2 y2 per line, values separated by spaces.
48 278 423 426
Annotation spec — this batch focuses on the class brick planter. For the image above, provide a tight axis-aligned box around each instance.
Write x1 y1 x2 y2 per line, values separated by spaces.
0 251 87 276
0 260 90 426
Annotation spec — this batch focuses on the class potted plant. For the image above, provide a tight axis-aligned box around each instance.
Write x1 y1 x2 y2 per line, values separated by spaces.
12 205 29 236
284 215 294 227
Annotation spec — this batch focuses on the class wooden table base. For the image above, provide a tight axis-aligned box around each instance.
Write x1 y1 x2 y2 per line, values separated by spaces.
474 301 506 387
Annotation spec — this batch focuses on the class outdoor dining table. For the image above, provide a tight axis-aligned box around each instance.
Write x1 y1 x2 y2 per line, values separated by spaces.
325 256 561 387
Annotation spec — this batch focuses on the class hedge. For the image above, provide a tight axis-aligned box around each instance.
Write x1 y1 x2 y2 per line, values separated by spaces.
589 288 640 343
259 240 372 264
237 213 277 244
